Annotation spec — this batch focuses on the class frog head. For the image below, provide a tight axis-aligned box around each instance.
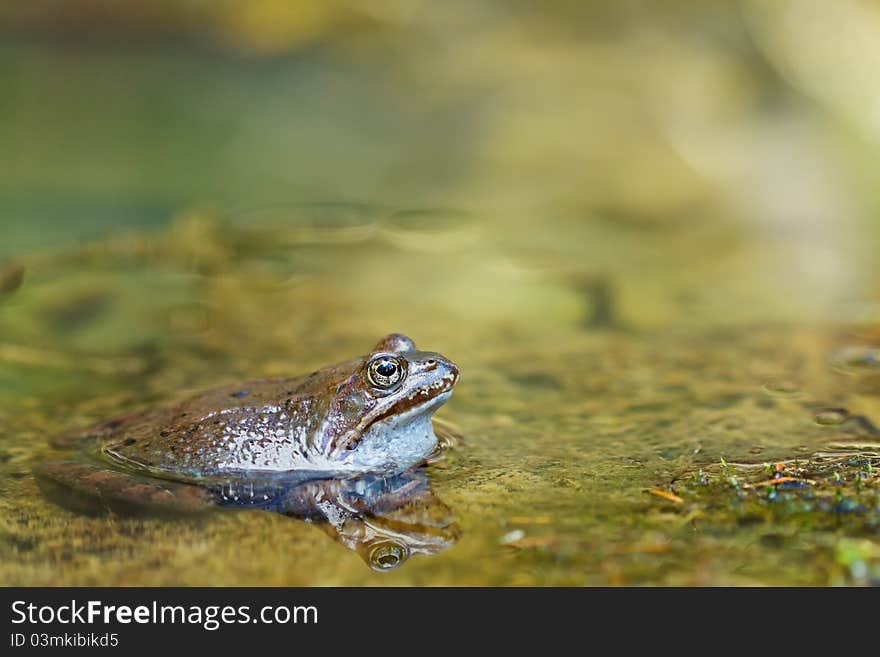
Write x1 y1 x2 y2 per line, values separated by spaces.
318 334 459 473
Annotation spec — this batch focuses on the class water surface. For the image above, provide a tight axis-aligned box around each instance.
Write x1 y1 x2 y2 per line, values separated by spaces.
1 8 880 585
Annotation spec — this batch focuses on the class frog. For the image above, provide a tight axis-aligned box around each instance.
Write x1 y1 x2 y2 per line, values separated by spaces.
34 333 461 570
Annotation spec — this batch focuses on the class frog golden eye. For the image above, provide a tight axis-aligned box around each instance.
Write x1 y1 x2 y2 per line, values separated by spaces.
366 356 406 389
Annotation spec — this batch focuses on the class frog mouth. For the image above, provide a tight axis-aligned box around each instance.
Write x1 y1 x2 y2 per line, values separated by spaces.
335 372 458 453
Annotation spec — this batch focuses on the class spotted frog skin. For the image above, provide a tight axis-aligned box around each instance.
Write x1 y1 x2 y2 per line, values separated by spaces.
83 333 457 481
34 334 460 570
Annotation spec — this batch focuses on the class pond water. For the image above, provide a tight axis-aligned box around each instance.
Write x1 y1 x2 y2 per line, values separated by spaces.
1 6 880 585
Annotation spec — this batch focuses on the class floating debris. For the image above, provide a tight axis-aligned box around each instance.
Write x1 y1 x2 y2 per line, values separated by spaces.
745 476 813 489
669 444 880 527
648 489 683 504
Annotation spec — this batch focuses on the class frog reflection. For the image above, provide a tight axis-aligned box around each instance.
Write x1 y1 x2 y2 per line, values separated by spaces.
213 466 459 571
37 464 458 572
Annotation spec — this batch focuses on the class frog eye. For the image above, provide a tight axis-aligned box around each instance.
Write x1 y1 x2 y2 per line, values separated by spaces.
366 355 406 389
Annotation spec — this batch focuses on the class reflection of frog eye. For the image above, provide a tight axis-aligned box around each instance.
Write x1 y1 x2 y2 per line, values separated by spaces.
366 355 406 389
367 540 409 571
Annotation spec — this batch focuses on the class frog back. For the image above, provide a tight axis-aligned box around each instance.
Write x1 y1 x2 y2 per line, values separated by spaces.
92 364 354 483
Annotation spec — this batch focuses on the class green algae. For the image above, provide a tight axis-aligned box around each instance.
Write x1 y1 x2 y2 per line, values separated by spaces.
1 212 878 585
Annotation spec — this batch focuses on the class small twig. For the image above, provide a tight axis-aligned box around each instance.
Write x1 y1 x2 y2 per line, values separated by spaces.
744 476 813 489
648 489 683 504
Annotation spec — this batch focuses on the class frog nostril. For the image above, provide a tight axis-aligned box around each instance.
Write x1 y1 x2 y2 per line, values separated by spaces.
425 359 437 369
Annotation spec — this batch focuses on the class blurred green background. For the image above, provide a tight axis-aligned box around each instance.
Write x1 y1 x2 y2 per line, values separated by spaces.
2 1 880 326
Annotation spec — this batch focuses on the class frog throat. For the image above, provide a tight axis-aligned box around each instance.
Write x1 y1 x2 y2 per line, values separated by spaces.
328 372 457 456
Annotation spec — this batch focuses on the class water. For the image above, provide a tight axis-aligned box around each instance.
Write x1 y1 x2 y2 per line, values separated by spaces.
2 8 880 585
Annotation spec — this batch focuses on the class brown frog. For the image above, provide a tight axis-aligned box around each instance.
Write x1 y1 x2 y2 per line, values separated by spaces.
35 333 461 570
